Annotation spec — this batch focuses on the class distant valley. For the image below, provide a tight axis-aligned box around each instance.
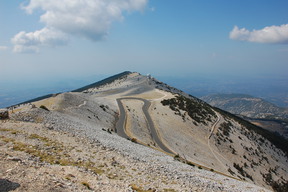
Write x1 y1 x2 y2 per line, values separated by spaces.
201 94 288 119
201 93 288 139
158 75 288 108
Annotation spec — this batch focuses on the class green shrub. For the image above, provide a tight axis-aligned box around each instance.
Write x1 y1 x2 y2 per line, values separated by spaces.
174 154 180 160
161 95 216 125
215 107 288 157
81 181 92 190
187 161 195 167
39 105 49 111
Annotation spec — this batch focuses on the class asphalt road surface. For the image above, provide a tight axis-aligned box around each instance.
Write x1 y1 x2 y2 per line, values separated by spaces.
116 97 174 154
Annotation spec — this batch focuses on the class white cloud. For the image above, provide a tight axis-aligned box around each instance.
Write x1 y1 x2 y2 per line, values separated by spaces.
0 46 8 51
229 24 288 44
12 0 148 53
12 28 68 53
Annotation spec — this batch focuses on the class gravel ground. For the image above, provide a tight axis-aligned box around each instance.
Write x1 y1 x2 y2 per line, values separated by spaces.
0 105 270 192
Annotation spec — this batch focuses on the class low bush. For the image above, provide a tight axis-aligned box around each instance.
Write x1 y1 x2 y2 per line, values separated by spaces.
161 95 216 125
39 105 49 111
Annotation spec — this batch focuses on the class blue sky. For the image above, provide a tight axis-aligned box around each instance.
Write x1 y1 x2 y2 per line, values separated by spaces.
1 0 288 83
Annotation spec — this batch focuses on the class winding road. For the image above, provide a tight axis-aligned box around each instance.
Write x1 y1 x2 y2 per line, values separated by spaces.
116 97 240 180
116 97 173 154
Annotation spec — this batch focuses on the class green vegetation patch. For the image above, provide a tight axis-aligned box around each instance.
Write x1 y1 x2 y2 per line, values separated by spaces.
0 128 11 132
73 71 131 92
215 107 288 157
161 95 216 124
28 133 50 143
263 172 288 192
129 184 155 192
233 163 253 181
218 121 232 136
39 105 49 111
81 181 92 190
0 128 21 134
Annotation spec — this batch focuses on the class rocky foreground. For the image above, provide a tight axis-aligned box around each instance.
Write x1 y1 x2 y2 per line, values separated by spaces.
0 106 269 192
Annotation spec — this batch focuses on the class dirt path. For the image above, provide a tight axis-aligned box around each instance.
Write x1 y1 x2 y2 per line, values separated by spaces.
207 112 228 171
209 112 221 139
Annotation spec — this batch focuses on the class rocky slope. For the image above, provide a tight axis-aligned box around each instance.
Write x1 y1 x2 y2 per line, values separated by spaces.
0 118 270 192
1 72 287 191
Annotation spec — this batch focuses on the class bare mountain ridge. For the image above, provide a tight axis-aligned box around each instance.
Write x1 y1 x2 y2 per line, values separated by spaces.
1 72 288 191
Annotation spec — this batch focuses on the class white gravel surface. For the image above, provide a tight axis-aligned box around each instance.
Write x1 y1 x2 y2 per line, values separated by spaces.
8 106 270 192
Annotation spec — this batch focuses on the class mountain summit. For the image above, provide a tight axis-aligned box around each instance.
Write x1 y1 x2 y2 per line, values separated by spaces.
1 72 287 191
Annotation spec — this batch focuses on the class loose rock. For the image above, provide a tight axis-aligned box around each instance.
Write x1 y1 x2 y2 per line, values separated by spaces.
0 109 9 120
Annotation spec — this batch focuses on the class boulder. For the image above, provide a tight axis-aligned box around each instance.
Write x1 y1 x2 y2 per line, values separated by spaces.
0 109 9 120
0 179 20 191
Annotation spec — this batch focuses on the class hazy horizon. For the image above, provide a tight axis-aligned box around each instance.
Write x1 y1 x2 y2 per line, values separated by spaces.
1 71 287 108
1 1 288 107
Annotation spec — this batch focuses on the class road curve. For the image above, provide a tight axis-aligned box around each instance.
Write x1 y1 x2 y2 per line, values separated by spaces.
116 97 174 154
116 98 240 180
115 98 130 139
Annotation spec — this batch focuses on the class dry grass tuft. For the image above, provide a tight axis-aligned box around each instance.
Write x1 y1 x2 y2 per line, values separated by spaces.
81 181 92 190
129 184 156 192
1 132 104 176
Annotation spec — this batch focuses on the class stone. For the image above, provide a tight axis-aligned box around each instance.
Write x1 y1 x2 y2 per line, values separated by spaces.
0 179 20 191
7 156 22 162
0 109 9 120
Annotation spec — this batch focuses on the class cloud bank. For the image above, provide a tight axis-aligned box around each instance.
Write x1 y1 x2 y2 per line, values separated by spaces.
12 0 148 53
229 24 288 44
